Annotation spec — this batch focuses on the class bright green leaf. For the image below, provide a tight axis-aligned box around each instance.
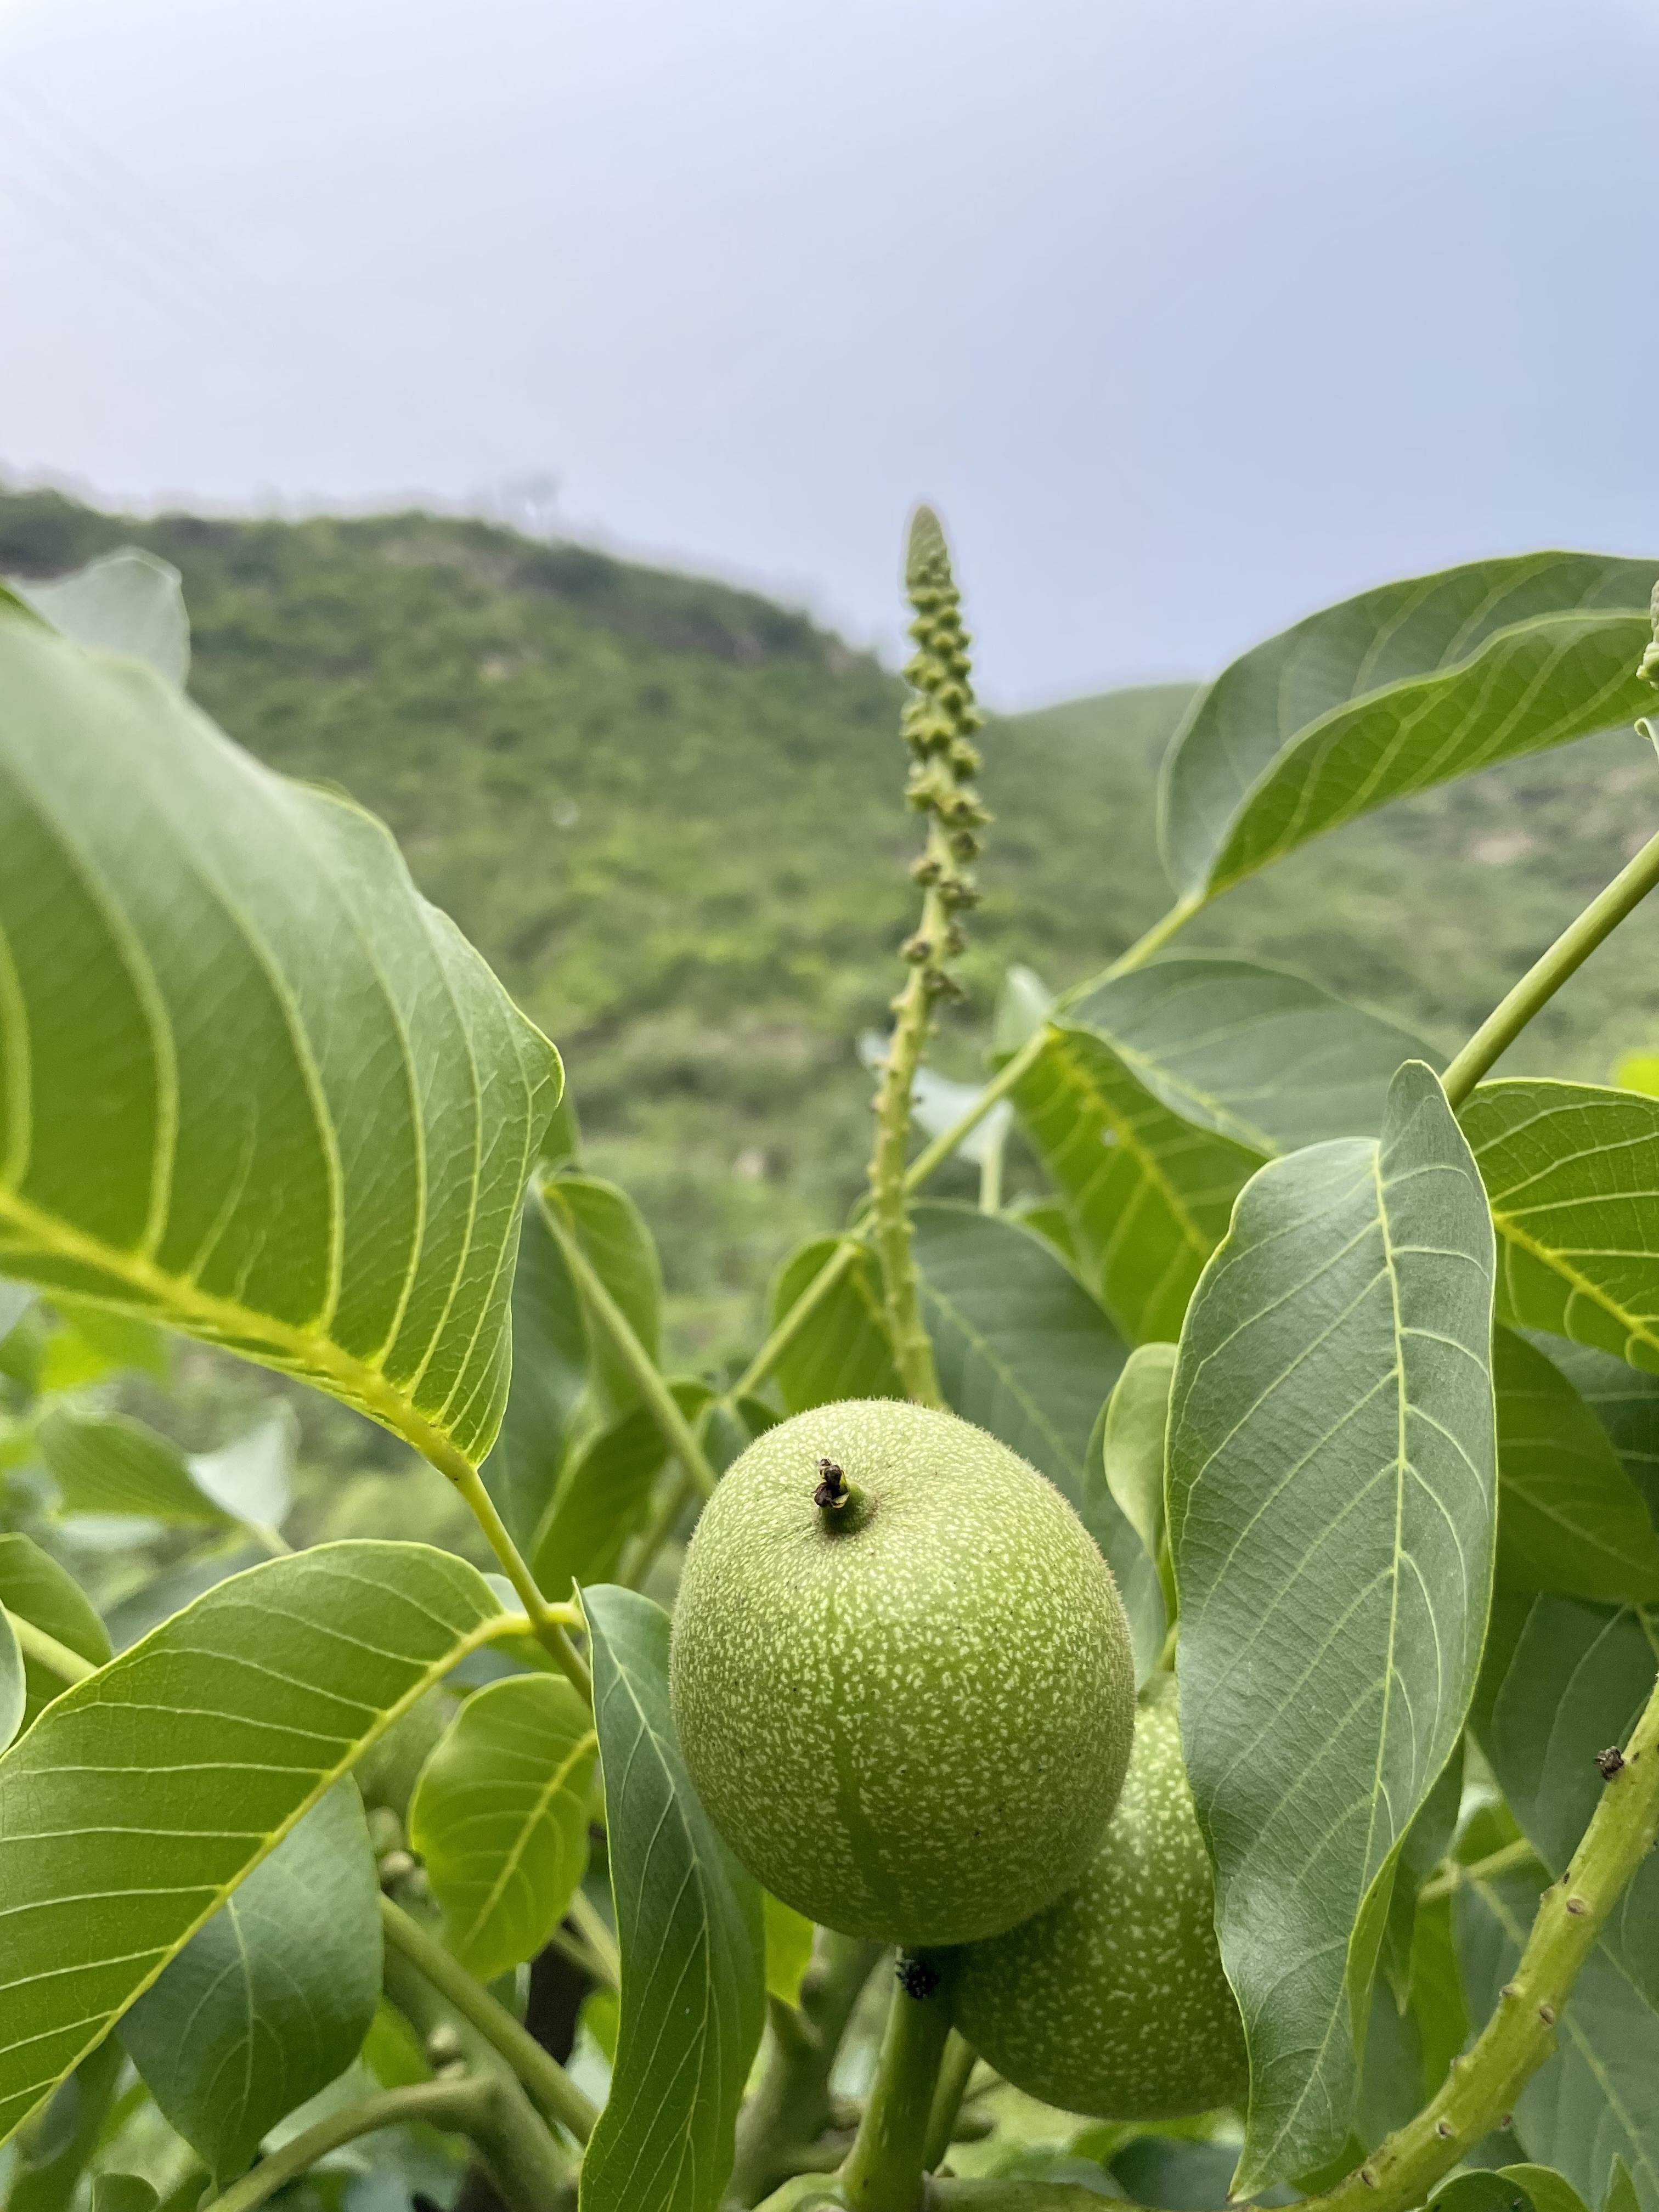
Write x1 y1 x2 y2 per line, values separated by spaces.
912 1202 1128 1513
0 601 561 1471
1502 2166 1594 2212
1464 1082 1659 1374
0 1531 111 1726
36 1299 169 1390
36 1406 228 1526
1160 553 1659 901
532 1382 712 1600
1013 957 1430 1341
1458 1867 1659 2210
769 1238 900 1414
579 1585 764 2212
546 1176 662 1421
1605 2160 1642 2212
1102 1341 1177 1563
409 1673 597 1982
0 1539 512 2144
764 1893 816 2010
1470 1590 1659 2006
481 1200 589 1554
11 549 190 686
1495 1329 1659 1601
0 1610 22 1753
1169 1062 1497 2187
1082 1401 1165 1687
119 1783 382 2183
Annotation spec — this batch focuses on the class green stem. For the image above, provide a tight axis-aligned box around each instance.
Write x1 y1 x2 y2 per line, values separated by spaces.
567 1887 622 1987
838 1964 955 2211
204 2079 491 2211
4 1607 94 1685
867 823 952 1408
977 1120 1006 1214
1308 1662 1659 2212
537 1183 719 1499
449 1459 591 1698
921 2030 980 2174
928 2185 1137 2209
1418 1836 1542 1906
901 1035 1041 1199
1103 896 1203 978
379 1893 597 2142
1442 822 1659 1108
729 1237 865 1404
730 1933 882 2206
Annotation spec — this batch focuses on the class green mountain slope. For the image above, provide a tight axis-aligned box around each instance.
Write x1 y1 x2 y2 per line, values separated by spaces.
4 486 1656 1364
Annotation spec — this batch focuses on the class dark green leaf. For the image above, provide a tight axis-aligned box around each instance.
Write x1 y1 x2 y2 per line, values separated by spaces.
0 1540 511 2143
549 1176 662 1420
119 1783 382 2183
1408 1893 1470 2103
912 1203 1127 1511
579 1584 764 2212
1470 1590 1659 2004
4 2038 124 2212
1380 1748 1464 2006
0 1531 112 1726
91 2181 160 2212
482 1200 589 1553
1013 958 1429 1341
409 1674 597 1980
1533 1337 1659 1528
37 1406 229 1527
1169 1062 1497 2187
0 600 561 1469
1103 1341 1177 1563
532 1382 712 1599
1464 1084 1659 1375
1494 1329 1659 1601
1431 2175 1538 2212
1161 553 1659 900
1501 2166 1594 2212
1458 1867 1659 2209
769 1238 900 1414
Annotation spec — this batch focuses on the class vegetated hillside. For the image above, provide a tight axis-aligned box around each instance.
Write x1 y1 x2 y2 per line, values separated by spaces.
5 484 1656 1367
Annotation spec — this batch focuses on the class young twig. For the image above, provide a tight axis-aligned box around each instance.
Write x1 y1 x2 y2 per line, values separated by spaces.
866 508 988 1406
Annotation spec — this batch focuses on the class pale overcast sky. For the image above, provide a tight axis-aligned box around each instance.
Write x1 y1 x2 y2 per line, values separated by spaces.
1 0 1655 705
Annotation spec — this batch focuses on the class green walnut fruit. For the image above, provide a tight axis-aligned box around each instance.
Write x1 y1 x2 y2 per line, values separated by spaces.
954 1678 1247 2119
668 1397 1135 1947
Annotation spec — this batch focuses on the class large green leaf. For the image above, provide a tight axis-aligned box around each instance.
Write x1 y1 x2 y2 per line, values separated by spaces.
481 1199 589 1553
1160 553 1659 901
10 549 190 687
1168 1062 1497 2188
0 1533 111 1728
118 1782 382 2182
1458 1866 1659 2211
912 1202 1127 1508
1494 1329 1659 1602
409 1673 597 1982
36 1406 229 1527
1536 1336 1659 1528
532 1381 713 1599
579 1585 764 2212
1465 1084 1659 1374
0 601 561 1470
1012 958 1430 1341
769 1237 901 1414
0 1539 512 2143
545 1176 662 1420
4 2036 125 2212
1470 1590 1659 2005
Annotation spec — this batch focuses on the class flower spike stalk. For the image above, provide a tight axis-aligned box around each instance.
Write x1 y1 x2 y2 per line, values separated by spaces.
866 506 989 1405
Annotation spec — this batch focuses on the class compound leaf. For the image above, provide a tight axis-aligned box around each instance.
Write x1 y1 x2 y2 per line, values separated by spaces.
1012 958 1430 1341
579 1585 764 2212
1161 553 1659 901
0 599 561 1470
1169 1062 1497 2187
0 1539 510 2144
1464 1084 1659 1375
0 1532 111 1728
118 1782 381 2183
1494 1329 1659 1602
409 1673 597 1982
